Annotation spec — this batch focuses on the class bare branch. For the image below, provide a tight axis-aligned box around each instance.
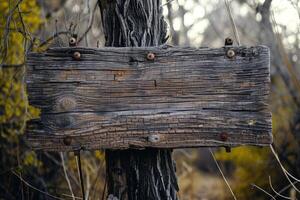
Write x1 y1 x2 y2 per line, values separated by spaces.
38 31 71 48
77 1 99 43
270 145 300 193
251 183 276 200
269 176 292 199
60 152 75 200
209 148 237 200
11 171 64 200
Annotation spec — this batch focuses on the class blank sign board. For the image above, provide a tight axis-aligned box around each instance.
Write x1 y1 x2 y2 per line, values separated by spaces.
26 46 272 151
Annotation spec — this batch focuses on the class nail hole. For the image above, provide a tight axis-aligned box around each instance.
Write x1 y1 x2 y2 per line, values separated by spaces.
220 132 228 141
63 136 72 146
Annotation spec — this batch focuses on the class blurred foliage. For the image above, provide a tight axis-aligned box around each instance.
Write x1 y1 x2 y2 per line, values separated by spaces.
0 0 41 132
215 49 300 200
216 147 274 199
0 0 43 198
0 1 107 199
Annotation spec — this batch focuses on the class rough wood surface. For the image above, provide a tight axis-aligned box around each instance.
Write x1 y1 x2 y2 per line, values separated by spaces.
99 1 178 199
26 45 272 151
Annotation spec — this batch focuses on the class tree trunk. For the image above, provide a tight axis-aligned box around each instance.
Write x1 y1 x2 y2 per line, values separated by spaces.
98 1 179 199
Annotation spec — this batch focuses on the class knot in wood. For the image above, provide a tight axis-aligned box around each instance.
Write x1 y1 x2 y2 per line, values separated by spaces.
148 134 160 143
63 136 72 146
248 119 256 125
69 37 77 46
220 132 228 141
56 116 75 128
59 97 76 111
226 49 235 59
146 52 155 61
73 51 81 60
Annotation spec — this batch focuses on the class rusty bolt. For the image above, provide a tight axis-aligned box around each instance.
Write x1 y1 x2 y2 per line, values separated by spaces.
225 37 233 46
226 49 235 58
69 37 77 46
73 51 81 60
63 136 72 146
147 52 155 61
220 132 228 141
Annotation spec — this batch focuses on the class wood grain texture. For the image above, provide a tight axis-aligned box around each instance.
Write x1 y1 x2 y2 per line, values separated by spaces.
99 1 177 199
26 45 272 151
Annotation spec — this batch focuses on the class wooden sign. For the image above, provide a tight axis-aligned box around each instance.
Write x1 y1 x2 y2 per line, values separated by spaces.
26 46 272 151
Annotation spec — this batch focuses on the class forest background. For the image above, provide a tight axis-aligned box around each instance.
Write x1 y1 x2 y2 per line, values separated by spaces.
0 0 300 199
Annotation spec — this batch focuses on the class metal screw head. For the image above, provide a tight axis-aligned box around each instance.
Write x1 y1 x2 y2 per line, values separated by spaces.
69 37 77 46
63 136 72 146
73 51 81 60
226 49 235 58
220 132 228 141
147 52 155 61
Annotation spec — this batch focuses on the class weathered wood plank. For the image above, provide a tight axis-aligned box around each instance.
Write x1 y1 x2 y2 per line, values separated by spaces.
26 45 272 151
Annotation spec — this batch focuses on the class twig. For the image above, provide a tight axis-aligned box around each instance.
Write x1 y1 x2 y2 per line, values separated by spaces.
60 152 75 200
160 0 176 7
224 0 241 45
251 183 276 200
209 148 237 200
268 176 292 200
11 171 64 200
62 194 82 199
270 145 300 193
38 31 71 48
75 151 85 200
77 1 99 43
17 4 33 44
85 164 91 200
1 0 24 67
272 181 299 200
101 174 107 200
89 160 105 199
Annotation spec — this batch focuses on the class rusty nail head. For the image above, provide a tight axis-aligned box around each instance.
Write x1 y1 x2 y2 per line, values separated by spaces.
63 136 72 146
225 37 233 46
69 37 77 46
147 52 155 61
220 132 228 141
226 49 235 58
73 51 81 60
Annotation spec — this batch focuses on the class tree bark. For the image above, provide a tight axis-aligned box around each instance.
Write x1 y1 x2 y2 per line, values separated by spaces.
98 0 179 199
